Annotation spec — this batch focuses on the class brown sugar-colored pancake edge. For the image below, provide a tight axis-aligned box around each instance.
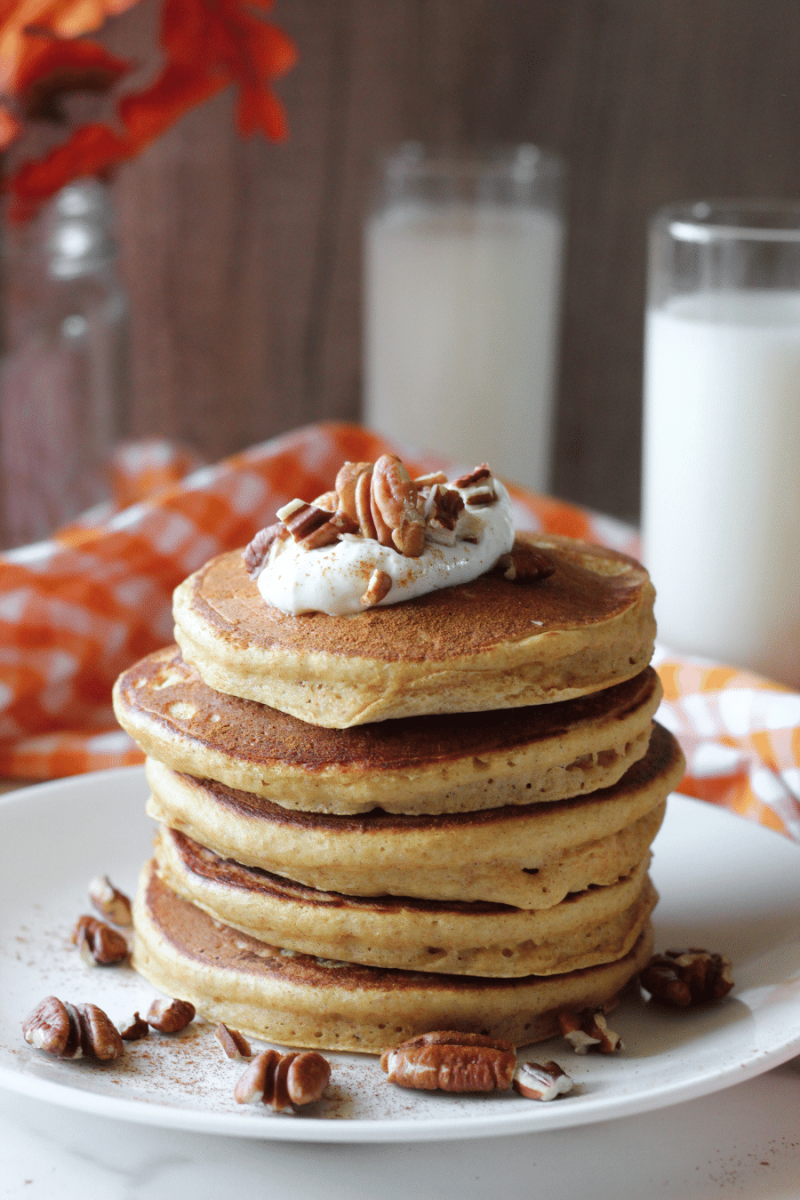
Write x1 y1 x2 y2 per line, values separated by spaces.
172 533 657 727
143 722 683 905
115 646 663 813
153 824 658 977
133 864 655 1053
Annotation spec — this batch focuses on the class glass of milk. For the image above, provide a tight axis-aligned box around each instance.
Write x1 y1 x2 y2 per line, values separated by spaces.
642 200 800 686
363 143 564 492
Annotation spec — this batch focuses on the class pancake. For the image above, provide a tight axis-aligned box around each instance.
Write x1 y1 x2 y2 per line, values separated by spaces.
172 533 656 727
144 722 682 906
115 646 662 814
154 825 657 977
133 863 655 1053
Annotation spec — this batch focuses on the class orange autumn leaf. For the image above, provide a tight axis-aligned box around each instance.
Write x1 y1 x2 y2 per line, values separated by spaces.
0 0 138 88
14 35 131 122
2 0 297 217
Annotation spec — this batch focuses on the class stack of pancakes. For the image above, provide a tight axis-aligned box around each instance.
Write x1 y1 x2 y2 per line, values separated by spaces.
114 530 684 1054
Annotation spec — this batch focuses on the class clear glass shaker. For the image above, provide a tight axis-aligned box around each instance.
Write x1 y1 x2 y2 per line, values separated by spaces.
0 178 129 547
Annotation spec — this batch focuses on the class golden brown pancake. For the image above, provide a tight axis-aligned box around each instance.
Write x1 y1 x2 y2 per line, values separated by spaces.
153 825 657 977
144 722 682 906
172 534 656 727
115 646 662 814
133 863 655 1053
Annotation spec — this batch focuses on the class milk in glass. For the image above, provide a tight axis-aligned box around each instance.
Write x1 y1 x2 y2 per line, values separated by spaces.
364 202 563 491
642 289 800 684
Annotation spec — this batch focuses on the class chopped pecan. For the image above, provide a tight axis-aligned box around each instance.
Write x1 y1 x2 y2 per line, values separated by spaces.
118 1012 149 1041
371 454 426 557
243 523 284 578
513 1060 574 1101
23 997 123 1061
453 464 492 489
72 915 129 966
496 543 556 583
311 490 338 511
380 1031 516 1093
215 1022 252 1060
413 471 448 489
361 568 392 607
558 1010 622 1054
465 487 498 507
234 1049 330 1111
425 484 465 546
146 997 195 1033
640 949 734 1008
88 876 132 927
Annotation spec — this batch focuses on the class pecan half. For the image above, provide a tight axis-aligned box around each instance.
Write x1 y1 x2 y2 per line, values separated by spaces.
334 461 373 524
496 543 556 583
380 1031 516 1093
371 454 426 557
558 1010 622 1054
146 997 195 1033
88 876 132 927
234 1049 330 1111
513 1060 574 1101
640 949 734 1008
72 915 129 966
22 997 123 1061
215 1022 252 1060
243 523 284 578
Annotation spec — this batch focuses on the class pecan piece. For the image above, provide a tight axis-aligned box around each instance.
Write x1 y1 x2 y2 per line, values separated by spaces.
88 875 132 927
413 471 448 489
361 568 392 607
380 1031 516 1093
496 543 556 583
465 487 498 507
513 1060 574 1101
215 1022 252 1060
243 523 284 578
558 1010 623 1054
371 454 426 557
452 463 492 489
640 948 734 1008
146 997 195 1033
72 915 129 966
234 1049 330 1111
118 1012 149 1041
425 484 465 546
23 997 123 1061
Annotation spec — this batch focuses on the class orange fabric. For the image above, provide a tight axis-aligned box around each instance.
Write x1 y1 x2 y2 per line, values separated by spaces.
0 422 798 842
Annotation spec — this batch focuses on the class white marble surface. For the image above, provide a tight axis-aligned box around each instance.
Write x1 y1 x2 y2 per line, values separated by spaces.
2 1060 800 1200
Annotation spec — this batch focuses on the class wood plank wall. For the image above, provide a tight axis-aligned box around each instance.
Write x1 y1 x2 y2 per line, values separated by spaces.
105 0 800 521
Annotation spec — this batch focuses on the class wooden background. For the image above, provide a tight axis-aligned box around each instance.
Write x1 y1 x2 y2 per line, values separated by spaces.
98 1 800 520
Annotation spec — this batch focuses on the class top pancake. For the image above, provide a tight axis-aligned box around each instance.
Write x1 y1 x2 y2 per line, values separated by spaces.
173 533 656 727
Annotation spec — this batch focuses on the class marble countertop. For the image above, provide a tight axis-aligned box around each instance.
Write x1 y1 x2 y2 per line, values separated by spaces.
3 1060 800 1200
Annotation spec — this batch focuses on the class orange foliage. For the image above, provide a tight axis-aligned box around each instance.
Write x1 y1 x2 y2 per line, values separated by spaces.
0 0 297 218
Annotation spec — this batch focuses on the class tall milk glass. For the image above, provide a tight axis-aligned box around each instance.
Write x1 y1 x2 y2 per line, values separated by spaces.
642 200 800 686
363 144 564 492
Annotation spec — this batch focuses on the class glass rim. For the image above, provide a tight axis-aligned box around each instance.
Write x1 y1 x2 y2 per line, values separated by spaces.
652 199 800 244
378 141 563 183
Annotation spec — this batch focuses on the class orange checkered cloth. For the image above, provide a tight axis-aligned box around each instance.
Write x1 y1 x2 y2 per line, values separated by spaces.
1 421 798 841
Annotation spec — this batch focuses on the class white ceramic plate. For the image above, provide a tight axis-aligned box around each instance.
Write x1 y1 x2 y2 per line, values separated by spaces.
0 769 798 1143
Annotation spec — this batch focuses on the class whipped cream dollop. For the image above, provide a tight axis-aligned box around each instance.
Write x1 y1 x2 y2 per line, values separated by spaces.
256 475 515 617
